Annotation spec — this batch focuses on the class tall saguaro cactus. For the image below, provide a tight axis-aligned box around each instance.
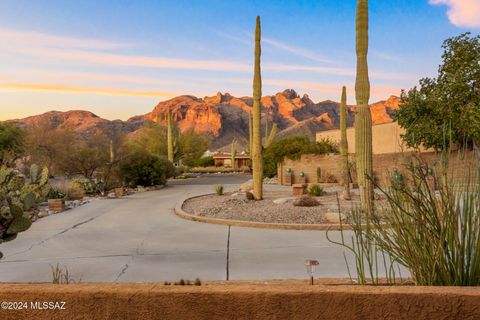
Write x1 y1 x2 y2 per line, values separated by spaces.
231 139 237 171
252 16 263 200
355 0 374 214
167 107 174 163
340 86 351 200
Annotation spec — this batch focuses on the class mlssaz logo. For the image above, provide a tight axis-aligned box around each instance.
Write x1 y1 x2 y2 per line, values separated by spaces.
30 301 66 310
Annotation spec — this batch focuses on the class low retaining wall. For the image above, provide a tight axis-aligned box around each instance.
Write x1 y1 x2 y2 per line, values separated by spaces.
0 282 479 320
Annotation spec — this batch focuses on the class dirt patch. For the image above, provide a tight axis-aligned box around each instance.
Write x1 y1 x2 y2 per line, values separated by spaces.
183 188 369 225
0 280 479 320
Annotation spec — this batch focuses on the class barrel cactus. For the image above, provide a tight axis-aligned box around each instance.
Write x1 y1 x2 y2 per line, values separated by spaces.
355 0 374 214
0 165 50 258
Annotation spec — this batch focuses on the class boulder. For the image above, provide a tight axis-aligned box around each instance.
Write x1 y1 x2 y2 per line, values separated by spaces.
239 179 254 192
324 211 346 224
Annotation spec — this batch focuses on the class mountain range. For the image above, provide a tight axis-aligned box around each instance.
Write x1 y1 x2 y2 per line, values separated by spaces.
9 89 401 150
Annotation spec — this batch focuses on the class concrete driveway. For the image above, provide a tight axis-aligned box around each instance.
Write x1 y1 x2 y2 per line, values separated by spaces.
0 175 355 283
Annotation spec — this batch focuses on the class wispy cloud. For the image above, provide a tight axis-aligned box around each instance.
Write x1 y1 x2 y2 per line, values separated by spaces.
370 50 402 62
217 30 335 64
0 27 130 50
28 47 250 72
429 0 480 28
0 83 177 98
262 37 334 64
25 47 413 81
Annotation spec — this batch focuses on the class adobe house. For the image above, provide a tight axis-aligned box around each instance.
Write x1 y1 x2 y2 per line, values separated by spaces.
213 152 251 169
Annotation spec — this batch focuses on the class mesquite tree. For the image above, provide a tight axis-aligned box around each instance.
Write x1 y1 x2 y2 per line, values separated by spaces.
355 0 374 214
252 16 263 200
340 86 351 200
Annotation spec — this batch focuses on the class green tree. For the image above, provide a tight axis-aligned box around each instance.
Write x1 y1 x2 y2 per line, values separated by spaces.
0 123 25 166
263 136 338 178
119 152 174 187
396 33 480 150
178 129 209 167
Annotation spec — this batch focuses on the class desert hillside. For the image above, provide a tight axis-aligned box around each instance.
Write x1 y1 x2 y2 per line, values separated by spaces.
9 89 400 150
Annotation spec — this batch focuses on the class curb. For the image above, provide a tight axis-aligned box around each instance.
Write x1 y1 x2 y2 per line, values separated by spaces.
174 194 354 231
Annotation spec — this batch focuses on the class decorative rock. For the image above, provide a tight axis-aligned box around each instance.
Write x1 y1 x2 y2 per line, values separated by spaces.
324 212 346 224
273 197 295 205
239 180 254 192
38 210 49 218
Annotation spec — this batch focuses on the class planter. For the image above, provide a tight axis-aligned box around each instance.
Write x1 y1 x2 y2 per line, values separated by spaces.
114 187 125 197
48 199 65 213
292 184 307 196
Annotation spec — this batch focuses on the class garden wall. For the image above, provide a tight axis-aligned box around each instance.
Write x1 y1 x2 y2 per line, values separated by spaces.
278 151 476 186
0 282 479 320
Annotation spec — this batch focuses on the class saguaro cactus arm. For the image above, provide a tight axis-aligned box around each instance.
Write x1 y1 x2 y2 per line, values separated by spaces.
252 16 263 200
354 0 374 214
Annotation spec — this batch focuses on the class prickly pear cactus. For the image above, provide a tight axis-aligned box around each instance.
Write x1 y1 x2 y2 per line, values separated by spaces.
0 165 50 258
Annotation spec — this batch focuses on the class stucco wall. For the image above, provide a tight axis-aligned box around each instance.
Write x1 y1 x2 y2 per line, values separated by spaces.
278 151 475 186
316 122 430 155
0 283 479 320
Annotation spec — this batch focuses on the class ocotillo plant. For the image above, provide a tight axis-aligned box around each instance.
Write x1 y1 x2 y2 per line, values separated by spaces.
252 16 263 200
340 86 351 200
231 139 237 171
265 123 277 148
355 0 373 214
167 107 174 163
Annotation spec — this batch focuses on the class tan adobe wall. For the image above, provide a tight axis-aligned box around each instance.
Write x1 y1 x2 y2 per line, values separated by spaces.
278 151 476 186
316 122 430 155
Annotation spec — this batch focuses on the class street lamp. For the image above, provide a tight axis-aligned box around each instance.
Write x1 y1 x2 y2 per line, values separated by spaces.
304 259 319 285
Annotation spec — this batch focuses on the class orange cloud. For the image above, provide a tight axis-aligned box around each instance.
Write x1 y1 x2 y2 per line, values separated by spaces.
0 83 177 98
430 0 480 28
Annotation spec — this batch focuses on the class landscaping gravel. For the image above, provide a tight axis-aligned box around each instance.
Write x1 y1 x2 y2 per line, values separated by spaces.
182 188 369 225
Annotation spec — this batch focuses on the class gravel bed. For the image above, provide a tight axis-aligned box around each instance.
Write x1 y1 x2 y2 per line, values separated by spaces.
182 189 369 225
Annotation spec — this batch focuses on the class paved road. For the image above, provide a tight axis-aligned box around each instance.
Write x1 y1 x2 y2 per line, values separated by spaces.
0 175 355 283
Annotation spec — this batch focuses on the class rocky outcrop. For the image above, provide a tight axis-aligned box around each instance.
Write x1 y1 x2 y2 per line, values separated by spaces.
9 90 401 150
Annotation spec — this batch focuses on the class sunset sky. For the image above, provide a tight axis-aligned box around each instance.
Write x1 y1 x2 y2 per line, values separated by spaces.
0 0 479 120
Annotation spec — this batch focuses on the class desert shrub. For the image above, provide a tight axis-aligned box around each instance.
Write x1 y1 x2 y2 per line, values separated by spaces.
319 173 338 183
51 181 85 200
293 195 319 207
308 184 324 196
263 136 338 178
119 153 169 187
215 184 224 195
0 123 25 166
197 156 214 167
329 152 480 286
71 177 103 195
50 264 78 284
